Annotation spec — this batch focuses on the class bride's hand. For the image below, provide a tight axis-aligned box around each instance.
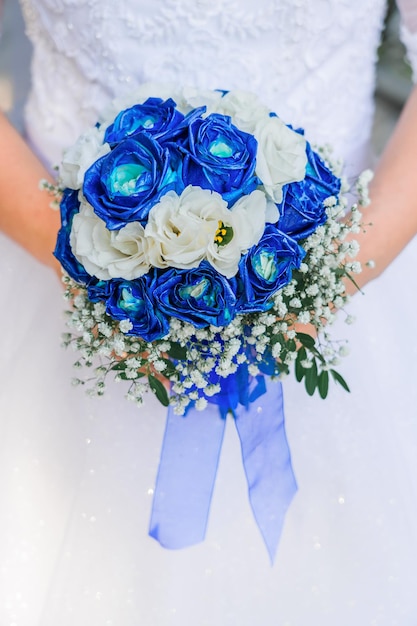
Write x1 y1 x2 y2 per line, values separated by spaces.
0 112 61 273
343 84 417 292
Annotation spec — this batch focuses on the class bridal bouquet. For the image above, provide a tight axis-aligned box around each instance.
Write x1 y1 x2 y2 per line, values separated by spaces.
48 85 372 559
50 85 369 414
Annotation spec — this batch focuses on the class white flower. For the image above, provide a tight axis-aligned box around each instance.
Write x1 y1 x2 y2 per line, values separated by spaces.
179 86 224 114
93 302 106 316
339 345 350 357
206 189 267 277
119 319 134 334
145 186 266 278
297 311 311 324
254 116 307 204
248 363 260 376
323 196 337 207
145 186 229 269
346 261 362 274
208 89 270 133
271 343 282 358
98 322 112 338
195 397 208 410
205 383 221 396
60 126 110 190
70 196 150 280
265 199 280 223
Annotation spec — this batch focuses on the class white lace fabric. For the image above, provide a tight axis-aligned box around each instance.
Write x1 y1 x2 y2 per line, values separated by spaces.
19 0 386 170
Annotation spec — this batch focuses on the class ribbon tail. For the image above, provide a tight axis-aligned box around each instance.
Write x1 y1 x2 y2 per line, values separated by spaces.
149 401 226 549
234 379 297 563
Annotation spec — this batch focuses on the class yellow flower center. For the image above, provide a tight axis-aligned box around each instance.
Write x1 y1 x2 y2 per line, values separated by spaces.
214 220 234 246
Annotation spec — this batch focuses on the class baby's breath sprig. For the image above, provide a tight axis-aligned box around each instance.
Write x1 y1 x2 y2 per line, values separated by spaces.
40 178 63 211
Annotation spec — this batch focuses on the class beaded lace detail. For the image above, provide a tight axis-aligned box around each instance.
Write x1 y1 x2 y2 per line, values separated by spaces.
19 0 388 168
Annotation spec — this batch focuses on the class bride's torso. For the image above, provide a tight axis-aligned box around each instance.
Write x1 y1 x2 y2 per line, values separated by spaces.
19 0 386 169
6 5 417 626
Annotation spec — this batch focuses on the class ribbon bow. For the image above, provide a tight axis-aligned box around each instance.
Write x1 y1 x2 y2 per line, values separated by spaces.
149 371 297 563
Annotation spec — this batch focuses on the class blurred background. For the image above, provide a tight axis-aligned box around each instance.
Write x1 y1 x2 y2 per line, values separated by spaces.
0 0 414 152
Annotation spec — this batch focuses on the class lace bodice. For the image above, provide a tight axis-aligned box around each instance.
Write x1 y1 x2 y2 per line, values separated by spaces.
18 0 390 170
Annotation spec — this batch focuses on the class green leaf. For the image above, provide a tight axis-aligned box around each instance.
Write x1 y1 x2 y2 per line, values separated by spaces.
148 374 170 407
330 369 350 393
296 332 316 350
287 338 297 352
304 358 318 396
309 346 326 365
318 369 329 399
271 333 286 346
167 343 187 360
295 347 307 382
115 371 129 381
344 273 362 294
278 361 290 376
295 361 304 383
110 362 127 371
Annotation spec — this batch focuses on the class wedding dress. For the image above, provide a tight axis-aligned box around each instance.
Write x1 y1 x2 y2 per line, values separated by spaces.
1 1 417 624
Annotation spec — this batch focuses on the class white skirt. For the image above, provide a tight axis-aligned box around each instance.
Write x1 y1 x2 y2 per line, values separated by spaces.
1 228 417 626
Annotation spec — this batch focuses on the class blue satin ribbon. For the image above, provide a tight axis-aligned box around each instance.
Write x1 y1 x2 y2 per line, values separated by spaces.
149 374 297 563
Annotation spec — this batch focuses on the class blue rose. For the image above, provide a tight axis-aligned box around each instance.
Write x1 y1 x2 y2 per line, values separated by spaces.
54 189 93 285
181 113 259 205
277 181 328 240
304 142 341 199
106 272 170 341
277 143 341 240
153 261 237 328
87 279 114 303
237 225 305 312
83 135 183 230
104 98 186 145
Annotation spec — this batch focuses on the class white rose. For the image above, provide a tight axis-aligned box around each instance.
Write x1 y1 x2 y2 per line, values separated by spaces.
265 199 280 223
209 89 270 134
70 196 150 280
254 116 307 204
230 189 267 250
179 86 224 115
145 186 232 270
60 126 110 190
206 190 266 277
145 186 267 278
